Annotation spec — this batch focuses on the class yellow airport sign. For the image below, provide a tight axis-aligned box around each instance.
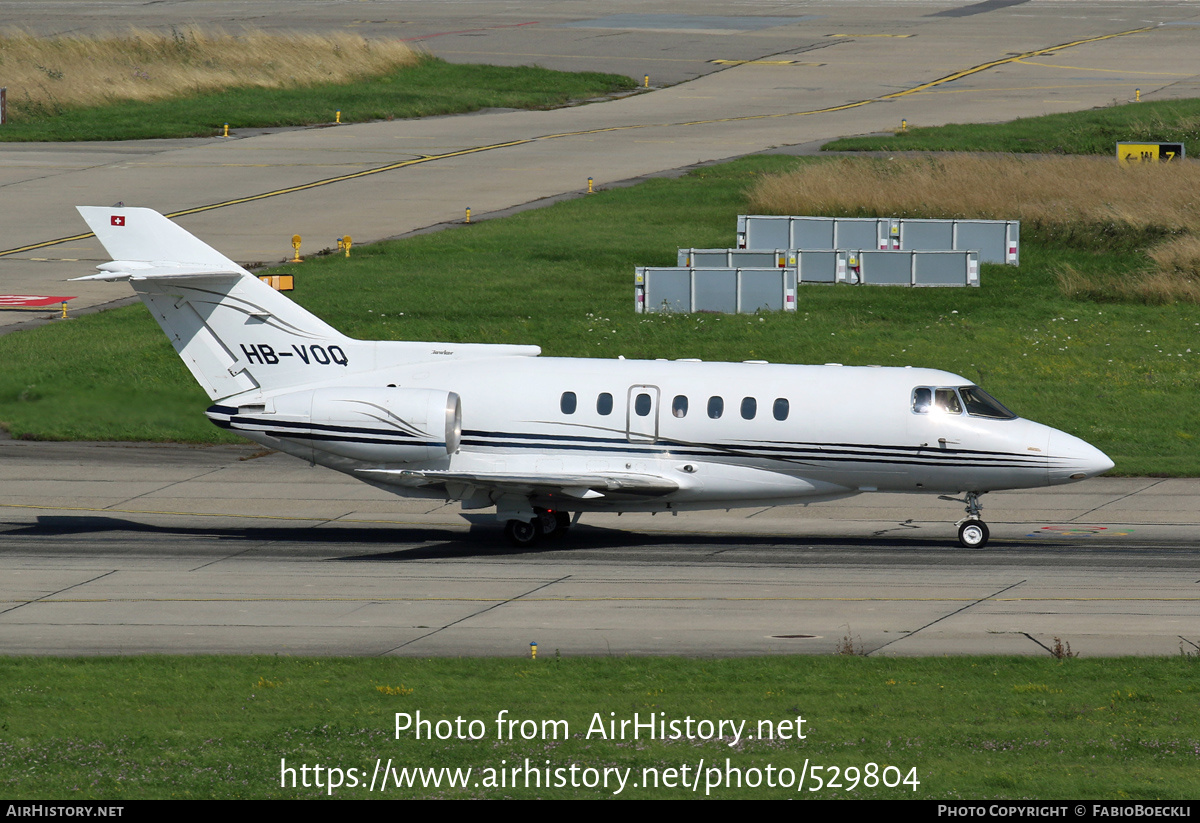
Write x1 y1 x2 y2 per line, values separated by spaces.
1117 142 1185 164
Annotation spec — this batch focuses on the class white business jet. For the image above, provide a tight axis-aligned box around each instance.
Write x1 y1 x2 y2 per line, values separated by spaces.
74 207 1113 548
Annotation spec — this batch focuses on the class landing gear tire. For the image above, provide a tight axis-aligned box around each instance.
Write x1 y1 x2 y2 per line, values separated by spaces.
535 508 571 539
504 518 542 547
958 520 989 549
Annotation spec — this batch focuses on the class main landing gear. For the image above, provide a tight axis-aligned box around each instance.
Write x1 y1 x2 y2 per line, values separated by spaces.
503 508 571 547
941 491 989 548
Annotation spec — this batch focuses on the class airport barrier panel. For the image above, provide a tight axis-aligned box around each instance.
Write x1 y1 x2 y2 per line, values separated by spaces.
738 215 1019 265
673 249 976 285
914 249 979 287
678 248 787 268
800 250 846 283
845 250 980 287
636 267 798 314
737 216 890 253
896 218 1019 265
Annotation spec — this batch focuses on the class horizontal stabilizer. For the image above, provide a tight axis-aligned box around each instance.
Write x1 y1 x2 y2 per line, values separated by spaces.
77 206 248 275
72 262 244 281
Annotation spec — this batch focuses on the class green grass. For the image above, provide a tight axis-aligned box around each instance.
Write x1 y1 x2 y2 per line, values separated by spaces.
2 654 1198 799
1 155 1195 473
823 98 1200 155
0 58 637 141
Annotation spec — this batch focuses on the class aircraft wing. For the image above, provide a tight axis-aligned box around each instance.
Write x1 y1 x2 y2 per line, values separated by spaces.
354 468 679 499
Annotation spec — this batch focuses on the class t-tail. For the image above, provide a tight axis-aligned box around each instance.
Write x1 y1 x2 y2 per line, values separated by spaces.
74 207 539 402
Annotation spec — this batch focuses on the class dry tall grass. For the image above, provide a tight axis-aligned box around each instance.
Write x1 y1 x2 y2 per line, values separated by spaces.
749 155 1200 230
1057 264 1200 305
0 28 421 114
749 155 1200 303
1062 234 1200 304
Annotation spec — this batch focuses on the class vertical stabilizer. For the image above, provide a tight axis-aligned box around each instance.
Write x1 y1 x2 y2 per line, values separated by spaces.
75 207 353 401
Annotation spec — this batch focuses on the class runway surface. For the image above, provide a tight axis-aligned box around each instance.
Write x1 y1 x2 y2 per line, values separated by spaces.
1 441 1196 657
0 2 1197 657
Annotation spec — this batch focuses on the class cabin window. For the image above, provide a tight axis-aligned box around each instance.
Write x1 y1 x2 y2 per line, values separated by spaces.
960 386 1016 420
634 393 652 417
597 392 613 415
741 397 757 420
672 395 688 418
560 391 577 414
707 396 724 419
773 398 789 421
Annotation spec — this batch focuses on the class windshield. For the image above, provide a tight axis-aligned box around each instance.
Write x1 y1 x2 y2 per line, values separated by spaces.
959 386 1017 419
912 385 1018 419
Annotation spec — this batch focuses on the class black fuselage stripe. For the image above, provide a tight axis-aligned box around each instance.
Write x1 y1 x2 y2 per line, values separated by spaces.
210 415 1048 468
462 428 1035 460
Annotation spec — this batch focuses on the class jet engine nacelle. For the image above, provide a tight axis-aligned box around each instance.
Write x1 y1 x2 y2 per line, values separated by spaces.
264 386 462 463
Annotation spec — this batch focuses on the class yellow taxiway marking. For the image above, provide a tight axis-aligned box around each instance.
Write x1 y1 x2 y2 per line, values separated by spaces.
904 82 1143 97
0 25 1155 260
828 33 914 38
1014 58 1193 76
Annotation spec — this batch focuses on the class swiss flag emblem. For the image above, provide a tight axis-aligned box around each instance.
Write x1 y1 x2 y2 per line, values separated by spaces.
111 215 125 226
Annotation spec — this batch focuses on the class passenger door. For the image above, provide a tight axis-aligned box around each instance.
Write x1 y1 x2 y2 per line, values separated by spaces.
626 385 660 443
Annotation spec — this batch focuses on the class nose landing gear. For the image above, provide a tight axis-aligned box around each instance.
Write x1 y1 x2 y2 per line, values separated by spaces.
957 518 989 548
941 491 989 548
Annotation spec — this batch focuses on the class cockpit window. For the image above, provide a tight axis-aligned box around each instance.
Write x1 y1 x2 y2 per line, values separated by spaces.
911 386 961 415
912 385 1017 419
912 387 932 414
934 388 961 415
960 386 1016 420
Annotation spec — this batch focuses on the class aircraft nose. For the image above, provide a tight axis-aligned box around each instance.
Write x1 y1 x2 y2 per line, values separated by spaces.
1046 429 1114 484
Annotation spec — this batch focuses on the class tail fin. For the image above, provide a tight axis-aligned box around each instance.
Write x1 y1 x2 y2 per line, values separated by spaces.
76 207 348 401
75 207 541 403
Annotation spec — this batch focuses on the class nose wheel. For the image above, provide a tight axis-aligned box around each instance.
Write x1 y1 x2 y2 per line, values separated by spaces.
942 491 990 548
957 519 989 548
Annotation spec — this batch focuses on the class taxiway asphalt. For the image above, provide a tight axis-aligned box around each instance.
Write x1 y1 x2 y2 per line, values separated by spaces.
1 441 1195 657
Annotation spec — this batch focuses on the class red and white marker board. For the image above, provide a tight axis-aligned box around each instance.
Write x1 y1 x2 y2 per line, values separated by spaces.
0 295 77 307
